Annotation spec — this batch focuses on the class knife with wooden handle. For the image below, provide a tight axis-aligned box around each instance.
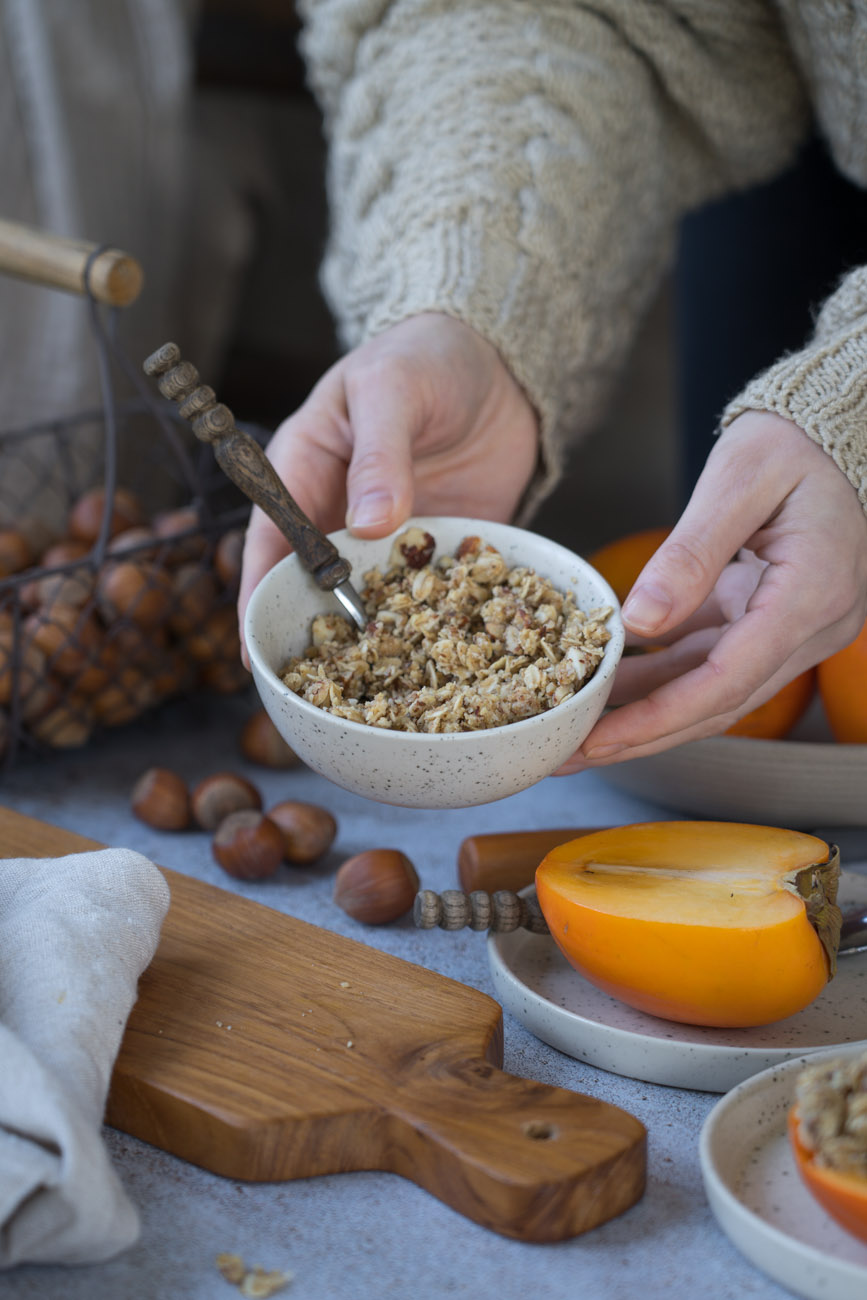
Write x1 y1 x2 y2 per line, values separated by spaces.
457 828 604 893
457 828 867 953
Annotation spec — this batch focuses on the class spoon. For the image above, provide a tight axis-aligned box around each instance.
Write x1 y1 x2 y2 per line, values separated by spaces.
142 342 368 631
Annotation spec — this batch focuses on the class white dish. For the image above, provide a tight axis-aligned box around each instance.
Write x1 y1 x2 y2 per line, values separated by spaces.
245 517 624 809
700 1047 867 1300
597 728 867 829
487 871 867 1092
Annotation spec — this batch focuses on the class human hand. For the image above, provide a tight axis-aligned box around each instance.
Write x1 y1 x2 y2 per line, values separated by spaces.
558 410 867 770
237 312 539 659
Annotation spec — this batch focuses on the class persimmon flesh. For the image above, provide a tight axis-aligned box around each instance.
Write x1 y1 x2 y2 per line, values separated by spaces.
788 1107 867 1244
535 822 841 1028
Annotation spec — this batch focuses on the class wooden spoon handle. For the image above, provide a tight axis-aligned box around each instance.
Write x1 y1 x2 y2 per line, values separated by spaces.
0 217 143 306
396 1059 646 1241
143 343 351 590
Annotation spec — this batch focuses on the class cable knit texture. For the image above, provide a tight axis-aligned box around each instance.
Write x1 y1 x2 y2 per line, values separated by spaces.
297 0 867 520
722 267 867 508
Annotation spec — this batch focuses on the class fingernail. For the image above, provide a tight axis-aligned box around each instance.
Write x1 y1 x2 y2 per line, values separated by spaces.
347 492 394 531
582 742 626 760
621 584 671 633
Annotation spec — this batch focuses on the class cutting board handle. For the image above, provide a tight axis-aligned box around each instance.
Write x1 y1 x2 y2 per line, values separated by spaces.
0 217 143 306
393 1056 645 1241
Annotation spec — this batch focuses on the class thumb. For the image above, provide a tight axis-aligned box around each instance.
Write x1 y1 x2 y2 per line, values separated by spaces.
344 372 421 536
622 473 773 639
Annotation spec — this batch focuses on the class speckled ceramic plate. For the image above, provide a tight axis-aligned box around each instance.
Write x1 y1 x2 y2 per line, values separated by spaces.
700 1048 867 1299
487 872 867 1093
597 730 867 829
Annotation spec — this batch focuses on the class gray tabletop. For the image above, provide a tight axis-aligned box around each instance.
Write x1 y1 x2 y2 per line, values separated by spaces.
2 690 860 1300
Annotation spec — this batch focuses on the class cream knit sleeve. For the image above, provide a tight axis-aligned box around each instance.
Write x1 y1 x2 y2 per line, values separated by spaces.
297 1 809 516
722 267 867 512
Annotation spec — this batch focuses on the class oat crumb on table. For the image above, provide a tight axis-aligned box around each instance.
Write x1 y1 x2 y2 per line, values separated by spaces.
281 530 612 732
216 1253 293 1296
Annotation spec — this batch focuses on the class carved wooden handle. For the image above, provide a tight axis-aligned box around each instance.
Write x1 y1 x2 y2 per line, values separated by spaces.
414 888 550 935
0 218 143 306
142 342 351 590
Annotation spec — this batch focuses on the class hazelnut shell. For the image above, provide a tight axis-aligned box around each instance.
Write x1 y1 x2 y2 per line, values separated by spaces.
191 771 262 831
212 810 284 879
240 709 301 770
268 801 337 864
131 767 192 831
333 849 419 925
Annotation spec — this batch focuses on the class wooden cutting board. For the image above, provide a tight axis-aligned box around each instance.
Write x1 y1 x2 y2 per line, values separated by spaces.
0 805 646 1242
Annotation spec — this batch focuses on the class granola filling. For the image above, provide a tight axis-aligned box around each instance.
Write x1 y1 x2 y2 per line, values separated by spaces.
281 529 612 734
794 1050 867 1179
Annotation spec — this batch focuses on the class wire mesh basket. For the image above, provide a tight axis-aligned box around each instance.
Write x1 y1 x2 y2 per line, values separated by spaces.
0 221 259 769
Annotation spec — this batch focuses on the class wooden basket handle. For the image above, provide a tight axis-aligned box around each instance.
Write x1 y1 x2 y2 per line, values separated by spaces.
0 218 143 306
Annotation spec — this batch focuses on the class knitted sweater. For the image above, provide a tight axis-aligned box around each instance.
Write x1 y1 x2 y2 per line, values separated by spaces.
296 0 867 520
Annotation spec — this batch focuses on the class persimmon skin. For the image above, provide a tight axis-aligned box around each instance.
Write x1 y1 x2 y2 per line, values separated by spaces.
535 823 833 1029
588 527 672 605
817 619 867 743
589 528 817 738
725 668 816 739
788 1107 867 1244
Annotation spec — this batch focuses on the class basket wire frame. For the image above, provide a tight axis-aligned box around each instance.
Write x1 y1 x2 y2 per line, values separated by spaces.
0 262 259 768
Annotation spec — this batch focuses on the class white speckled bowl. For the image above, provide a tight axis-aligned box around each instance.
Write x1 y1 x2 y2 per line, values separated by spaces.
245 517 624 809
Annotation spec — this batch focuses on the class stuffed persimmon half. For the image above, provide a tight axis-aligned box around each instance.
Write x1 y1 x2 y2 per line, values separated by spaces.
788 1051 867 1244
534 821 841 1028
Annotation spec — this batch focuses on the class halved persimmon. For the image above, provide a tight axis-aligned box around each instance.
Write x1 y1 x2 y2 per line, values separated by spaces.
788 1106 867 1244
535 821 841 1028
817 618 867 743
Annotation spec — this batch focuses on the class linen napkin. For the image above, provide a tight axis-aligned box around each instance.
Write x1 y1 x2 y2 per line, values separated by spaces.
0 848 170 1267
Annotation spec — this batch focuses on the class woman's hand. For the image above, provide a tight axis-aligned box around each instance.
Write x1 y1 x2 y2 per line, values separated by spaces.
237 312 539 657
559 410 867 771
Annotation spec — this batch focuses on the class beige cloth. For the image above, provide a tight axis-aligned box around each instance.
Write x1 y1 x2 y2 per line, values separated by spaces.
0 849 170 1268
297 0 867 521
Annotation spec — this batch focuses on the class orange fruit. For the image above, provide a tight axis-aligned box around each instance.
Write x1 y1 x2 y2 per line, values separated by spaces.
588 527 672 605
817 619 867 742
590 527 817 739
535 821 840 1028
726 669 816 739
788 1106 867 1244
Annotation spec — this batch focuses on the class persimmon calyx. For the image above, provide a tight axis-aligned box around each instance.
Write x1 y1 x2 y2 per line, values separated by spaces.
788 845 842 977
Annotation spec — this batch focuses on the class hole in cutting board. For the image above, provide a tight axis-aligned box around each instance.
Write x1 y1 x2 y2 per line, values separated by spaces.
523 1120 559 1141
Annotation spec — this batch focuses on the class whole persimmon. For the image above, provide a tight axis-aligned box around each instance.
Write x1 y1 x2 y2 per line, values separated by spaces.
588 527 672 605
817 619 867 743
726 668 817 739
535 821 841 1028
590 528 817 739
788 1106 867 1244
